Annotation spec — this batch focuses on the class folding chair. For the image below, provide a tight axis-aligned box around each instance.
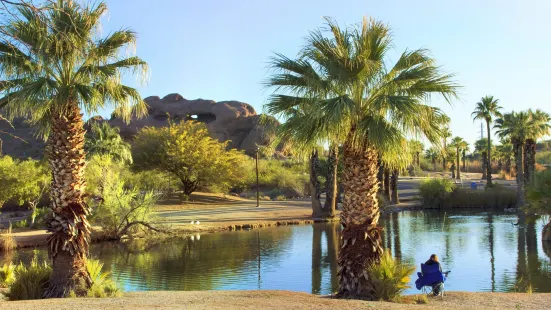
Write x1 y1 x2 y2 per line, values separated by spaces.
415 263 449 297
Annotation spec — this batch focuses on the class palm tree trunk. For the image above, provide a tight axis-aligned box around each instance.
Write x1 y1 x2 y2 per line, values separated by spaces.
390 169 399 204
44 105 92 298
310 149 324 218
323 144 338 218
337 135 383 299
311 223 322 294
451 162 456 179
456 148 461 179
486 120 493 186
524 139 536 186
377 160 384 191
432 158 436 172
481 151 487 180
383 168 390 202
462 150 466 172
505 157 512 175
442 156 446 171
514 140 525 208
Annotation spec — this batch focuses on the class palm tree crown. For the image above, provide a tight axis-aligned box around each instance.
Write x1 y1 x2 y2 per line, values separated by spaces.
472 96 502 124
85 121 132 164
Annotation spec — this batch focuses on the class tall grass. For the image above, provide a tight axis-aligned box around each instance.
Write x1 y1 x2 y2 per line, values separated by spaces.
0 263 16 288
0 224 16 253
7 259 52 300
367 250 415 301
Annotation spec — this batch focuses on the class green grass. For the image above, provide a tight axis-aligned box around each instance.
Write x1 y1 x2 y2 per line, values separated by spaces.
0 263 16 288
7 259 52 300
0 225 16 253
86 259 121 298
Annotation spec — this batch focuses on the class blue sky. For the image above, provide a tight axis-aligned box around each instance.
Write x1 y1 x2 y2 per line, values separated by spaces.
97 0 551 149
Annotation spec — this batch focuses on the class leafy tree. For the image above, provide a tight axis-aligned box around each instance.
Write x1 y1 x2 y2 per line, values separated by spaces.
0 156 49 224
424 147 439 171
265 18 458 298
472 96 502 185
85 121 132 164
0 1 148 296
133 121 248 195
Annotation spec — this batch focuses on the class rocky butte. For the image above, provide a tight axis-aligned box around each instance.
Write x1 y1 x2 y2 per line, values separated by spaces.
0 93 278 159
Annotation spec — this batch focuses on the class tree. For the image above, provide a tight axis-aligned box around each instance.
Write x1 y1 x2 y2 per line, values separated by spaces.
526 170 551 241
472 96 502 186
474 138 489 179
409 140 423 168
495 112 531 208
0 156 49 223
495 142 514 175
461 141 469 172
450 137 466 179
0 1 148 297
424 147 439 171
524 109 550 186
85 121 132 164
132 121 248 195
440 125 452 171
265 18 458 298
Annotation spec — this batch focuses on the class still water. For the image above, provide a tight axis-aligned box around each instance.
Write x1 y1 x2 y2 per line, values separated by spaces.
3 210 551 295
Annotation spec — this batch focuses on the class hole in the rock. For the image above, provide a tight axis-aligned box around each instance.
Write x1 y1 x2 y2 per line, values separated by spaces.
186 113 216 123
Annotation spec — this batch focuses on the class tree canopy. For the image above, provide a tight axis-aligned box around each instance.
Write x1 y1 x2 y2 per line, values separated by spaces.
132 121 249 195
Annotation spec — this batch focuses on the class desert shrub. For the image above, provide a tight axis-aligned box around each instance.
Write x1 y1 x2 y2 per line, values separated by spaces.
0 225 16 253
275 195 286 201
413 294 429 304
243 159 309 198
0 263 16 288
367 250 415 301
86 259 120 298
123 169 178 196
448 186 517 208
12 219 28 229
7 259 52 300
536 151 551 165
419 179 455 208
29 207 50 229
526 170 551 217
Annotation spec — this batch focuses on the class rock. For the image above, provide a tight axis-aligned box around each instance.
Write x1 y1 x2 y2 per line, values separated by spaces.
2 94 283 159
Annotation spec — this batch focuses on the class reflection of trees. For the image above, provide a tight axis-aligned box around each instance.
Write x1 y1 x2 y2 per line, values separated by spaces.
488 213 495 292
311 223 339 294
92 228 295 291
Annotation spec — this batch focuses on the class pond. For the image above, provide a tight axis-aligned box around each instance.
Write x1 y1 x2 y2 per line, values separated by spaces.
2 210 551 295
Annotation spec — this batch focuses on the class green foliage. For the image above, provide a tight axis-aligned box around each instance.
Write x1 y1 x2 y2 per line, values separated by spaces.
0 263 15 288
85 122 133 164
0 156 49 208
29 207 50 229
512 276 533 293
419 179 455 208
526 170 551 215
12 219 27 229
367 250 415 301
7 259 52 300
240 159 310 198
413 294 429 304
536 151 551 164
133 122 249 195
86 259 120 298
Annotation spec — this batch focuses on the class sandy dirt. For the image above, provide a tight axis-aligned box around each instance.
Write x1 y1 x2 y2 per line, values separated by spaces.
1 290 550 310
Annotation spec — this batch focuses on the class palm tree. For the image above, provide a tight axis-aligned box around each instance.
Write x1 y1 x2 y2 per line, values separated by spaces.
474 138 489 179
472 96 503 186
450 137 466 179
0 1 147 297
409 140 423 168
461 141 469 171
440 125 452 171
496 142 514 175
524 109 550 185
85 121 133 164
265 18 458 298
495 112 531 208
424 147 439 171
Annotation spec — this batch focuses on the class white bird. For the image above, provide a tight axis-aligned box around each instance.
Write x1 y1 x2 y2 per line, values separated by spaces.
196 221 200 225
190 235 195 241
195 234 201 240
190 221 195 225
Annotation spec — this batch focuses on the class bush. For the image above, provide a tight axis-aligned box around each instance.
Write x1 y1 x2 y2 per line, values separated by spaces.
12 219 28 229
7 259 52 300
0 263 15 288
240 159 309 198
0 225 16 253
86 259 120 298
367 250 415 301
419 179 455 208
449 186 517 208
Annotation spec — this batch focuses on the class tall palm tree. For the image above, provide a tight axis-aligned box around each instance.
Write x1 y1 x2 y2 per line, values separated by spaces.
265 18 458 298
461 141 469 171
409 140 423 168
474 138 489 179
439 123 452 172
495 112 531 208
0 1 147 297
450 136 466 179
472 96 503 186
425 147 439 171
524 109 550 185
85 121 133 164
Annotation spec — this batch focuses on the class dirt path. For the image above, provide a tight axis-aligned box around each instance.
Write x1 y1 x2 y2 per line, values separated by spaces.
2 291 549 310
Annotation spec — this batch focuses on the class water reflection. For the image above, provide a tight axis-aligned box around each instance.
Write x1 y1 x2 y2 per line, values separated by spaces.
2 210 550 295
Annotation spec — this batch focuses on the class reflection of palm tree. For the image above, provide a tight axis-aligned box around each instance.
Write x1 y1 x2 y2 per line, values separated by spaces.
488 214 495 292
516 215 528 284
312 225 322 294
392 213 402 260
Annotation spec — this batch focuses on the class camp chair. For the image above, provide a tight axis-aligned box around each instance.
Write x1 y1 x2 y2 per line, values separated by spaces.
415 263 449 297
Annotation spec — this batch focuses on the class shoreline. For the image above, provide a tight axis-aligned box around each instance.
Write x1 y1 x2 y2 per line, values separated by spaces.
1 290 550 309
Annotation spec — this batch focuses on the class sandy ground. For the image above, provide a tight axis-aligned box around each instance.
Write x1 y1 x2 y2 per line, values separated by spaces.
1 291 550 310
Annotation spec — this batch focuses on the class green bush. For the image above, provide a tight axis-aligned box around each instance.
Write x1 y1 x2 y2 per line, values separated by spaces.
0 263 16 288
536 151 551 165
419 179 455 208
12 219 28 229
367 250 415 301
7 259 52 300
240 159 309 198
449 186 517 208
86 259 120 298
526 170 551 215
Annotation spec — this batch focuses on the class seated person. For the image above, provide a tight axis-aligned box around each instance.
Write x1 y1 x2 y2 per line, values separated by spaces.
425 254 444 295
